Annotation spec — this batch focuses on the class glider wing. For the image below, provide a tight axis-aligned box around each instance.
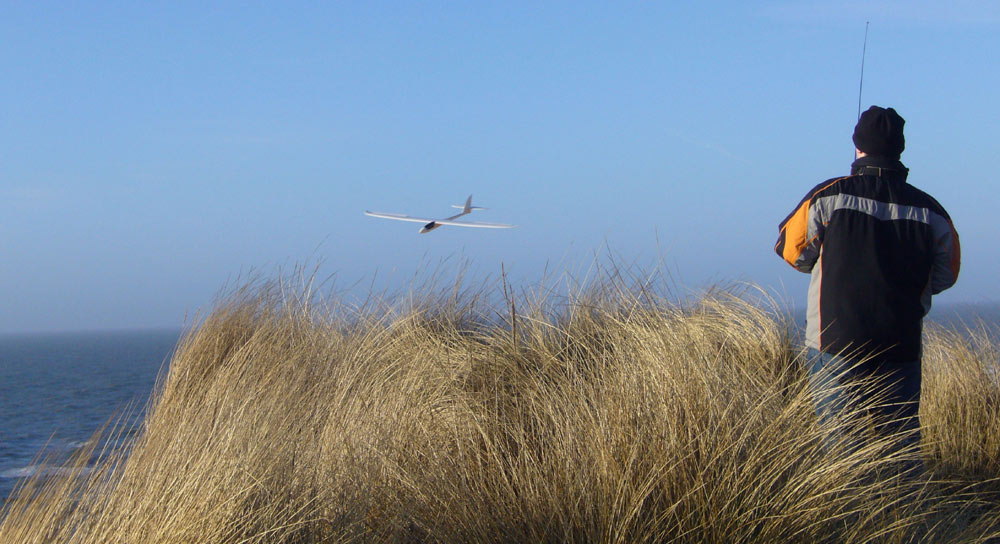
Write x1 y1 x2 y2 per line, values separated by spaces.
364 211 436 224
430 218 515 229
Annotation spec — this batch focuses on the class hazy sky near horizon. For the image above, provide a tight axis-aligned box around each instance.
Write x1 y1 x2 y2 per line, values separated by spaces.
2 2 998 333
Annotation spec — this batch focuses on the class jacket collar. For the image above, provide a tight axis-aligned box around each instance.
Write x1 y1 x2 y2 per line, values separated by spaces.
851 155 909 182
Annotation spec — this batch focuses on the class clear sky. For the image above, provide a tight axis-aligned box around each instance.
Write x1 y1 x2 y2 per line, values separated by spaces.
2 1 998 333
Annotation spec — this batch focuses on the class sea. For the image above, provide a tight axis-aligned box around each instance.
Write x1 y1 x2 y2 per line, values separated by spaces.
1 304 998 503
0 329 180 501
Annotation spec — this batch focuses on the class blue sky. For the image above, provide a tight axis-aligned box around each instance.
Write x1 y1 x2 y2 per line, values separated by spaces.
2 1 998 333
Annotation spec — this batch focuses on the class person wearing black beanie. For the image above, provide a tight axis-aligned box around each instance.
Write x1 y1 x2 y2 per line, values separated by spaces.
853 105 906 159
775 105 961 468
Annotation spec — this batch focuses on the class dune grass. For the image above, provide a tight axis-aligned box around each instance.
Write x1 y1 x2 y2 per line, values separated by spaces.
2 270 999 543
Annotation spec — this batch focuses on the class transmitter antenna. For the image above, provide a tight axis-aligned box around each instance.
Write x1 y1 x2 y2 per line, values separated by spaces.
857 21 870 120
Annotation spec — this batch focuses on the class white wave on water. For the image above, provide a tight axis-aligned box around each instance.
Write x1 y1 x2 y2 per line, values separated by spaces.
0 465 94 480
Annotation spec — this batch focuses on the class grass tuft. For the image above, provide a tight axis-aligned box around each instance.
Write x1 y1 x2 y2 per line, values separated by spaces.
2 271 999 543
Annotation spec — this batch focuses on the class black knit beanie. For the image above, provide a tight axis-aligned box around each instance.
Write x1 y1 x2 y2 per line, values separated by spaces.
853 106 905 158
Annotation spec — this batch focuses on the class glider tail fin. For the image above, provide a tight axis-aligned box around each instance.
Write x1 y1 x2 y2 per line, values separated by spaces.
452 195 486 213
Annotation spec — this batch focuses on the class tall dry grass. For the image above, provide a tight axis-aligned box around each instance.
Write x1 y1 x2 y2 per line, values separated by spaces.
2 271 999 543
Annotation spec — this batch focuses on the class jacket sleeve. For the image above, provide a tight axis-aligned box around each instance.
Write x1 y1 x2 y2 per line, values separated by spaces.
775 187 829 273
930 212 961 294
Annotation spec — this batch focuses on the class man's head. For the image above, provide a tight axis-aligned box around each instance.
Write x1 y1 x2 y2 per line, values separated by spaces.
853 106 905 159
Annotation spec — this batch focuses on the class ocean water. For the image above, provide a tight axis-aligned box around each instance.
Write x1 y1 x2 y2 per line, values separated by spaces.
928 302 1000 332
0 329 180 501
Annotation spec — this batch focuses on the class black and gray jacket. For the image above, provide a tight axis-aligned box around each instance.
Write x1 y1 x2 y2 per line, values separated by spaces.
775 155 961 362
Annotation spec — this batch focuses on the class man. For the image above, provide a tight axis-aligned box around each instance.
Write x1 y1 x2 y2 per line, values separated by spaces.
775 106 960 446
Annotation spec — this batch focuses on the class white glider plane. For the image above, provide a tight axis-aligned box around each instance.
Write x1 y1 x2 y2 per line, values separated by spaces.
365 195 515 234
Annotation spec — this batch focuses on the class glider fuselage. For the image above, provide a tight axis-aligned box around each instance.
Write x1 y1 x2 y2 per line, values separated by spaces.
419 210 468 233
